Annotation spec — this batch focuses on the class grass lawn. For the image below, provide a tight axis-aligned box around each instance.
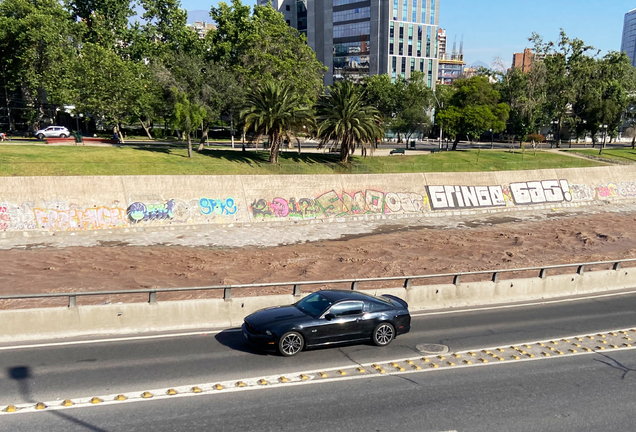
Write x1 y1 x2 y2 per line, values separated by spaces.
568 148 636 164
0 145 603 176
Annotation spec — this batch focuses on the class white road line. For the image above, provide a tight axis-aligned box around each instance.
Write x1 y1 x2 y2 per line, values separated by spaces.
0 329 241 351
410 288 636 317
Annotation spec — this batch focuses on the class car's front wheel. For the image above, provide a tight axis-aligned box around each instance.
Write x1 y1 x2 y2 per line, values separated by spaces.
372 323 395 346
59 134 67 138
37 134 44 140
278 331 304 357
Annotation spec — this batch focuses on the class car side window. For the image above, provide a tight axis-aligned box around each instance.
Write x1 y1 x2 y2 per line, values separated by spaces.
365 301 391 313
328 301 364 318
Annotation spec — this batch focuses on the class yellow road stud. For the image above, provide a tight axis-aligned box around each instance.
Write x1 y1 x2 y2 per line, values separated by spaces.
338 370 347 376
576 337 583 341
61 399 74 407
496 348 505 352
3 405 16 413
422 357 431 363
482 350 491 354
90 397 103 404
542 352 550 357
537 343 545 347
463 359 472 364
236 381 247 387
569 349 577 353
35 402 46 410
468 352 477 357
373 363 382 369
598 334 606 338
390 362 400 367
526 353 535 358
511 355 521 360
114 395 127 401
258 379 268 385
191 386 202 393
548 347 556 351
452 353 461 358
278 377 289 383
517 350 527 355
479 358 488 363
319 372 327 378
610 345 619 349
429 363 439 368
599 340 608 344
510 346 518 350
624 336 632 341
357 367 366 373
619 331 627 334
624 343 632 347
610 332 618 336
523 344 532 349
437 355 446 360
214 383 225 390
141 392 153 399
561 339 570 343
556 350 564 355
405 360 414 365
447 361 455 366
550 341 559 345
166 389 177 395
495 356 505 361
587 336 595 340
596 346 605 350
583 347 592 352
412 364 422 370
572 343 581 347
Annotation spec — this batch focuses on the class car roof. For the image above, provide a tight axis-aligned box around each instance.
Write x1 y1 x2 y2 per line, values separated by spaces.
316 290 387 303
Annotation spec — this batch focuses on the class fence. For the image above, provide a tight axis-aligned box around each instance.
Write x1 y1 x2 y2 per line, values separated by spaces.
1 259 633 308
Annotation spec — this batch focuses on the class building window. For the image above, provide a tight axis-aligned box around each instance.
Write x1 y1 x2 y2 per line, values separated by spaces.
402 57 406 76
411 58 416 72
421 0 426 24
399 43 403 56
393 0 398 20
390 22 394 38
333 7 371 23
286 4 290 11
412 0 417 22
389 40 394 55
430 0 436 24
402 0 407 22
420 59 424 72
286 19 290 25
333 21 371 38
426 26 431 57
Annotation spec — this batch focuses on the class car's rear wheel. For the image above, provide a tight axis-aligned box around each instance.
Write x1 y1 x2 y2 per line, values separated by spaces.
278 331 304 357
59 134 67 138
37 134 44 140
372 323 395 346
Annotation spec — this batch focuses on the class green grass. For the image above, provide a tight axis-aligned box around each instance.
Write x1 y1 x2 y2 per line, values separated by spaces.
568 148 636 164
0 145 603 176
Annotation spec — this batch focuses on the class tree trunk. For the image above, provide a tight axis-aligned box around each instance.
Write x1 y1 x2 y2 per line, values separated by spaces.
139 119 153 139
269 134 279 163
198 121 209 152
397 132 402 144
452 137 460 151
631 134 635 149
116 123 125 144
187 133 193 158
296 137 302 155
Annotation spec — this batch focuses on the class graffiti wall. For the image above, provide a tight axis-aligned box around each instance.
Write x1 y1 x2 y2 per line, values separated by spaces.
1 170 635 233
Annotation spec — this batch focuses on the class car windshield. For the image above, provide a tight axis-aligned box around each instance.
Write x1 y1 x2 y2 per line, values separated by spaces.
295 292 333 318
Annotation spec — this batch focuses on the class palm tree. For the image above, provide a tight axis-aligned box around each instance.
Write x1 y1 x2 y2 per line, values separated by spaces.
316 81 384 163
241 82 313 164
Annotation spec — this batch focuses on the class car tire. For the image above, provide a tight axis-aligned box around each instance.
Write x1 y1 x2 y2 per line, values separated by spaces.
278 331 304 357
37 134 44 140
59 134 67 138
372 323 395 347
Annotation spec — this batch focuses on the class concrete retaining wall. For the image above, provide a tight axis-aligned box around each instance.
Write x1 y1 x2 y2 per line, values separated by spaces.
2 166 636 235
2 266 635 342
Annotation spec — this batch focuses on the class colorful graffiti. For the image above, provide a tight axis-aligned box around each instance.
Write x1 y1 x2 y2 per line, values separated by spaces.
427 185 506 210
199 198 238 216
597 181 636 199
0 206 9 230
570 184 594 201
509 180 572 205
33 207 127 231
250 190 427 219
127 200 175 223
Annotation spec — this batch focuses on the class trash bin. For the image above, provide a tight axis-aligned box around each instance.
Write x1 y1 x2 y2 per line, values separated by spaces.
410 141 415 148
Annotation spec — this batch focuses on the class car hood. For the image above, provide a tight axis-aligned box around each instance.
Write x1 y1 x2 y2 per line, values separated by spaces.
245 306 307 329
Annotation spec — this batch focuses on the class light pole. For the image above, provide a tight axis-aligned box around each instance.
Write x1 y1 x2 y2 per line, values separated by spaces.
599 124 608 155
490 128 493 149
432 91 443 150
551 120 558 148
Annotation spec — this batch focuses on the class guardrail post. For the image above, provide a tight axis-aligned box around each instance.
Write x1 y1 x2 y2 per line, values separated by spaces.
149 292 156 304
224 288 232 301
404 278 412 289
68 295 76 308
453 275 461 285
577 265 585 275
351 281 359 290
491 272 499 283
539 269 547 279
614 262 622 271
293 284 301 296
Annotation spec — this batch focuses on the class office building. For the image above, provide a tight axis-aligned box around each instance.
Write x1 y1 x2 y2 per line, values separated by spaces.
621 8 636 67
511 48 535 73
260 0 440 87
436 29 465 85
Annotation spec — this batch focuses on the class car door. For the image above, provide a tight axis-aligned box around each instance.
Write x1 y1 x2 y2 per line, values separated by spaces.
317 301 366 344
44 127 55 137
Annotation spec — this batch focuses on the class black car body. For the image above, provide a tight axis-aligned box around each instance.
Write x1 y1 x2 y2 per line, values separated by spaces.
242 290 411 356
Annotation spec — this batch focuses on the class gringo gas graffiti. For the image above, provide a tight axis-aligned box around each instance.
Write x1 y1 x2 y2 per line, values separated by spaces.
199 198 238 216
0 206 9 230
250 190 427 219
127 200 175 223
33 207 127 231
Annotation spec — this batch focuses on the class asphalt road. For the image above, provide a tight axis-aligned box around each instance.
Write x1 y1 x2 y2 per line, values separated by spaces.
2 290 636 431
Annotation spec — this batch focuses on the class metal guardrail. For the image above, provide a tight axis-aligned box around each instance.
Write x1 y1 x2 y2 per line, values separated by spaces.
0 259 633 308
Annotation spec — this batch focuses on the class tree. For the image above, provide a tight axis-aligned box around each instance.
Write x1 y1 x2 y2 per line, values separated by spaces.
171 90 207 158
65 0 135 49
316 81 383 163
436 77 509 150
391 107 431 145
241 81 313 164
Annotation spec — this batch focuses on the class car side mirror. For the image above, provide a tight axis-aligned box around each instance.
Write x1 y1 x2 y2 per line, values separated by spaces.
325 313 335 321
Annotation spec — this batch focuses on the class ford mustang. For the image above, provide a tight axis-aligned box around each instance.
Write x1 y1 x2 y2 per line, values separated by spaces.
242 290 411 356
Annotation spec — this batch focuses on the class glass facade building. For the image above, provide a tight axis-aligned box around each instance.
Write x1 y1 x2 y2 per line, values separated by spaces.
261 0 439 87
621 8 636 67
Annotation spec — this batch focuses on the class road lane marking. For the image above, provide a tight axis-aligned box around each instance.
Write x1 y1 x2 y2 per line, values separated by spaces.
3 327 636 416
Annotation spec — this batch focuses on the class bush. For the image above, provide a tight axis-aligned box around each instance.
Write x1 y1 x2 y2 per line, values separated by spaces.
526 133 546 143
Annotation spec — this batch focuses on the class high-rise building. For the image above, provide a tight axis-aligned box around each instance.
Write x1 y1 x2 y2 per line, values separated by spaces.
511 48 535 73
621 8 636 67
436 30 465 85
260 0 440 87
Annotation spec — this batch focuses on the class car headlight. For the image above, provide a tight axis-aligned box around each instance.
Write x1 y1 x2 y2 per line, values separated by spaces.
265 330 272 336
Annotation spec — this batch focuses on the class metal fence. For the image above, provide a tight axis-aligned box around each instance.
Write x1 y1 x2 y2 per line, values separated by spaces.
1 259 633 308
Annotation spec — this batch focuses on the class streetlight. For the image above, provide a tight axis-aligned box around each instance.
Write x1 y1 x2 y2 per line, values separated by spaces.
432 91 443 150
599 124 608 155
490 128 493 149
551 120 559 148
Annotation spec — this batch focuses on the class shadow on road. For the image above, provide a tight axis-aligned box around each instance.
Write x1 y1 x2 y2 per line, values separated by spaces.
594 353 636 380
214 329 268 356
7 365 111 431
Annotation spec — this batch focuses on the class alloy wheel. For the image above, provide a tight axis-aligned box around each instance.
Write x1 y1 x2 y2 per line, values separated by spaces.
281 333 303 356
375 324 394 345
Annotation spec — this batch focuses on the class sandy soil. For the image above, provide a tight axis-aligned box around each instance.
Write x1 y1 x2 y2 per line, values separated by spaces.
2 210 636 309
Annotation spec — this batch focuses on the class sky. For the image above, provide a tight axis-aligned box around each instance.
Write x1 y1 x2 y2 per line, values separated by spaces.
180 0 635 67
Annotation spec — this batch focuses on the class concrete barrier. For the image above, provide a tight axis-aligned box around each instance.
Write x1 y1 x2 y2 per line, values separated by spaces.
1 266 635 343
1 166 636 235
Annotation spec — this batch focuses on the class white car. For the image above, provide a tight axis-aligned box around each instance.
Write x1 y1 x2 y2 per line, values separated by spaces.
35 126 71 139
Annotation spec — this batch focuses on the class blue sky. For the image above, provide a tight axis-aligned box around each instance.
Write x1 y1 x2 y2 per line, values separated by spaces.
181 0 634 67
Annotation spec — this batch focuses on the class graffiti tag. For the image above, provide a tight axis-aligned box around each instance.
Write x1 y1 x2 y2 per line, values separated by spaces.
509 180 572 205
199 198 238 216
0 206 9 230
127 200 175 223
33 207 127 231
427 185 506 210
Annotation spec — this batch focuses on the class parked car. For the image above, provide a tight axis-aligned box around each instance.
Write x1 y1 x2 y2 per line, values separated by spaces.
242 290 411 356
34 126 71 140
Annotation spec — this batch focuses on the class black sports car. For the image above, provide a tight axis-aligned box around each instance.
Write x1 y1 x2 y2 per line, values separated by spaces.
241 290 411 356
